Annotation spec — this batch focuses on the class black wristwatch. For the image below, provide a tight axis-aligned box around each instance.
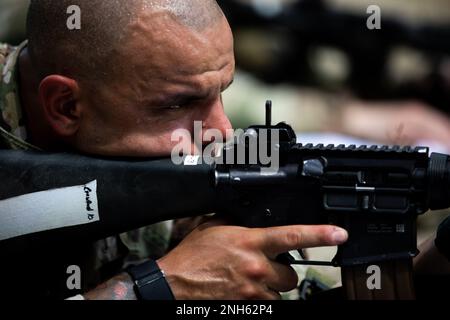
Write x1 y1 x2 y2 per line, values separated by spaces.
435 216 450 262
127 259 175 300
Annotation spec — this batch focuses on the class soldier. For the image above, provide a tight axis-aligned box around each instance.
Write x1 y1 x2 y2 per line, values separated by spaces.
0 0 348 300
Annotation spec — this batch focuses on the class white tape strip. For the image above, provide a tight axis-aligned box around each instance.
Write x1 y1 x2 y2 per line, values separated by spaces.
184 155 200 166
0 180 99 241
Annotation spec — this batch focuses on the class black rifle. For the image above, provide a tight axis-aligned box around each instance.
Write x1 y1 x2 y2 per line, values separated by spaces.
1 102 449 299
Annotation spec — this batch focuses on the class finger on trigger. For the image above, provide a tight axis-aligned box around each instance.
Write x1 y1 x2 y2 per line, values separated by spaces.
261 225 348 258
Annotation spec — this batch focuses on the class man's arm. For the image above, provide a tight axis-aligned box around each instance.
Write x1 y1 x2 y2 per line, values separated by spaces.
337 100 450 149
82 220 348 300
84 273 137 300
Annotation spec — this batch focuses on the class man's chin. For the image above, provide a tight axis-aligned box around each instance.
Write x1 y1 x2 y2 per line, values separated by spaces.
73 147 175 159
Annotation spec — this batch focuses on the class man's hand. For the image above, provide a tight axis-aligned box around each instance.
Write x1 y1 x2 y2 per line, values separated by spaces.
158 220 348 300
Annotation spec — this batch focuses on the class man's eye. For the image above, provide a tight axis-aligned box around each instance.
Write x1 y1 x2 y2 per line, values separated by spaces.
161 98 203 111
165 101 197 111
160 105 183 112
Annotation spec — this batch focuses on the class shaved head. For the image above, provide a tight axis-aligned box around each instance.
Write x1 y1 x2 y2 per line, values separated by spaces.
23 0 234 157
26 0 224 82
142 0 223 31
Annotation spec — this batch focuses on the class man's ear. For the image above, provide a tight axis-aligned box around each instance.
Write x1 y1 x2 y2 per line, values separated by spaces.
38 75 82 137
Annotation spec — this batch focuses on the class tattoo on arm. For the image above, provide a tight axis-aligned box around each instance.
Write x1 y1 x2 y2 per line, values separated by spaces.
84 273 137 300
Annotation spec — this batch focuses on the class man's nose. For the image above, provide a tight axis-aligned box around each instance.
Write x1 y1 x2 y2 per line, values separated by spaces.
202 96 233 141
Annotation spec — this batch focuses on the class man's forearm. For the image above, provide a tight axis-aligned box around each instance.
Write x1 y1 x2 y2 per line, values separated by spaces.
84 273 137 300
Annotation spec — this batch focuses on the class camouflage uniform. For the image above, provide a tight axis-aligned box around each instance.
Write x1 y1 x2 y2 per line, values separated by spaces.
0 41 38 150
0 41 173 298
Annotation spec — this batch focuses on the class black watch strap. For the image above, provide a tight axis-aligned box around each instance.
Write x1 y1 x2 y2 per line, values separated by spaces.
127 260 175 300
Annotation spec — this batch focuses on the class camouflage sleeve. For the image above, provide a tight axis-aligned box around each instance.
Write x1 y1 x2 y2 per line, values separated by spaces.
0 41 41 151
120 221 174 264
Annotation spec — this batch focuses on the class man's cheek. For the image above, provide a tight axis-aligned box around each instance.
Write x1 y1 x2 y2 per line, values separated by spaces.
169 129 199 157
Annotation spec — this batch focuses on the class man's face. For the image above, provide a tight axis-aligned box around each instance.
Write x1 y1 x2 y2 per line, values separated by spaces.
76 11 235 157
